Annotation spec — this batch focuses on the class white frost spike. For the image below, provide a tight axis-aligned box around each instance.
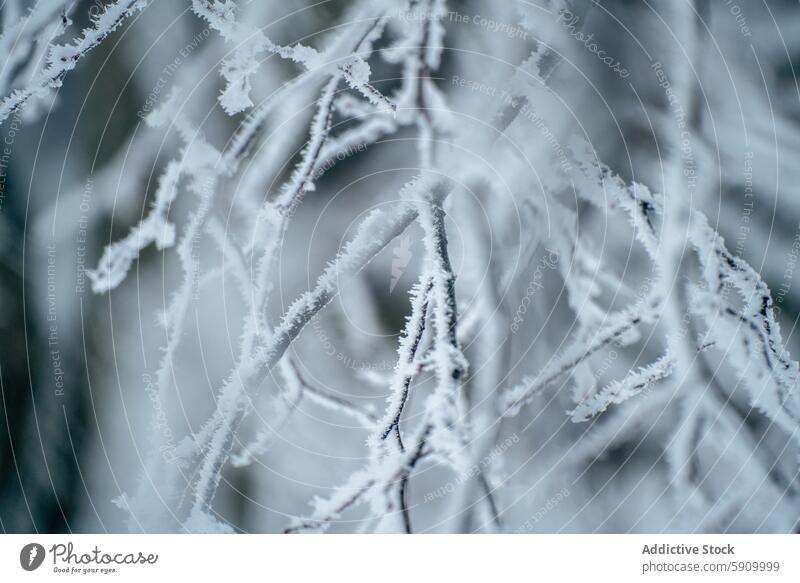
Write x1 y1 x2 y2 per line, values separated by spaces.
0 0 148 124
389 235 413 293
191 0 315 114
570 353 675 422
501 297 658 417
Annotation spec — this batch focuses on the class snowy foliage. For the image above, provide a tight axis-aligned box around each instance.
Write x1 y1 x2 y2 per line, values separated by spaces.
4 0 800 533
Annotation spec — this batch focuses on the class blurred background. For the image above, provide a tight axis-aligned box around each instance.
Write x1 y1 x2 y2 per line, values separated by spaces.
1 0 800 533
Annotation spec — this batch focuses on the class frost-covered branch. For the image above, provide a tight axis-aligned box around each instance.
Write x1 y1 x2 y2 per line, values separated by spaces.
28 0 799 535
0 0 148 124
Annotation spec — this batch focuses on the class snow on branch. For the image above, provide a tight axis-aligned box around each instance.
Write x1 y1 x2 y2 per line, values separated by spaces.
569 352 675 422
0 0 148 124
414 185 470 469
372 277 433 451
541 135 800 441
690 213 800 438
193 0 393 114
60 0 800 535
0 0 73 96
183 178 453 530
500 298 658 417
87 160 181 293
190 0 313 113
